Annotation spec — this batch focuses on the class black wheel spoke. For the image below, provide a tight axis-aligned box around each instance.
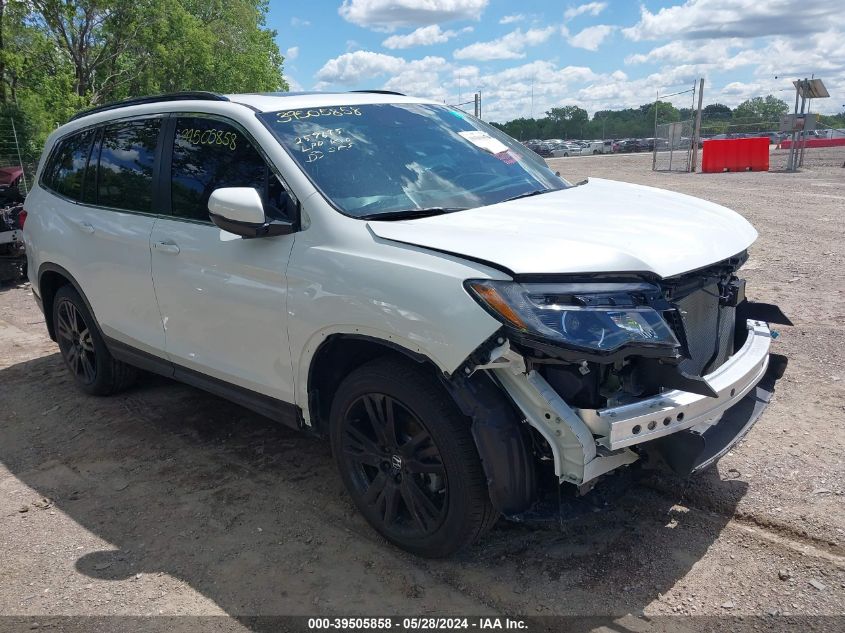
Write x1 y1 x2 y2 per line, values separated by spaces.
362 471 389 506
416 444 439 460
67 303 78 332
404 458 445 475
67 346 80 374
362 394 396 446
400 430 429 453
401 478 442 532
81 353 96 383
382 482 400 525
344 424 385 465
56 309 73 341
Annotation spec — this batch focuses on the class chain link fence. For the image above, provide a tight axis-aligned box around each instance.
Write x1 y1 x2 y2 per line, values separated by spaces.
653 119 695 172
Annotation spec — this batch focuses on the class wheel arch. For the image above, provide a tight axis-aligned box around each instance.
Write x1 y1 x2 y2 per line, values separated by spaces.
304 331 537 515
37 263 98 342
305 332 441 437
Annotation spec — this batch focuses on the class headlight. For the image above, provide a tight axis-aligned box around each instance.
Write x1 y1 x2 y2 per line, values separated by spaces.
465 279 680 353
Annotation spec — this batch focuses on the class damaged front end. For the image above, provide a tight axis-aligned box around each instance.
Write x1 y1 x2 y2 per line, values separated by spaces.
453 252 789 515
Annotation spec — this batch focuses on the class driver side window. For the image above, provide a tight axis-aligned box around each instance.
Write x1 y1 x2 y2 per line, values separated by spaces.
170 117 291 222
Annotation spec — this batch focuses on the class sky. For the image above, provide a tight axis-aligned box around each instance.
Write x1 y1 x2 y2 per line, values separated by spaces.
269 0 844 123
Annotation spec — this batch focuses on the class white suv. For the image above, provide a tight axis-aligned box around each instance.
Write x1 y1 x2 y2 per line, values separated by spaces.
23 91 788 557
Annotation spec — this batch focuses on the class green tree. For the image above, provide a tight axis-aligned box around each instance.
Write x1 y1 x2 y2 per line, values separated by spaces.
733 95 788 122
0 0 289 151
703 103 732 119
545 105 588 138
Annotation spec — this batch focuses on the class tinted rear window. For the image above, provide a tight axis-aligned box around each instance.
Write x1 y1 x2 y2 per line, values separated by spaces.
97 119 161 212
42 130 95 201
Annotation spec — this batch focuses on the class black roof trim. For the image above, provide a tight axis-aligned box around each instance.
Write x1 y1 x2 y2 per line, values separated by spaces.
69 91 229 122
246 90 407 97
349 90 406 96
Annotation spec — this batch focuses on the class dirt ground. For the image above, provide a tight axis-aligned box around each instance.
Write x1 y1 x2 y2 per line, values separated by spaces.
1 151 843 631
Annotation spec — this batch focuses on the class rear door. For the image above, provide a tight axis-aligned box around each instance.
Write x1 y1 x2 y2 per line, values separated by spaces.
40 118 166 354
149 114 297 402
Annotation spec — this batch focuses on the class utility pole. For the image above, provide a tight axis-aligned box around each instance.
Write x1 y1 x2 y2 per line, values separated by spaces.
652 89 659 171
530 80 534 119
691 77 704 172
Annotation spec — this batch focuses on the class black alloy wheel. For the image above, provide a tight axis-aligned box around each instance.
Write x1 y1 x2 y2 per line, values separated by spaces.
330 357 497 557
56 297 97 385
51 285 137 395
340 393 448 539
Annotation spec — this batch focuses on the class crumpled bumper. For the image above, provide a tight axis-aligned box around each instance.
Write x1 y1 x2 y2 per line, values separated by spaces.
646 351 786 475
494 320 785 485
577 320 775 452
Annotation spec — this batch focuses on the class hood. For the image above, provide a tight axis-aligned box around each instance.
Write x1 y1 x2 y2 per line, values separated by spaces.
367 178 757 279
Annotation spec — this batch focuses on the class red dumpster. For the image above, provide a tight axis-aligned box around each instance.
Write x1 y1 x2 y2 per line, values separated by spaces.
701 137 769 172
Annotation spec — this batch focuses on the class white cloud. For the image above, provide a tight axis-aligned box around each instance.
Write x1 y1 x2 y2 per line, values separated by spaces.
285 46 299 61
339 0 489 31
453 26 557 61
625 39 743 65
568 25 614 51
564 2 607 21
383 57 453 99
499 14 524 25
623 0 838 41
316 51 407 85
382 25 470 49
290 17 310 28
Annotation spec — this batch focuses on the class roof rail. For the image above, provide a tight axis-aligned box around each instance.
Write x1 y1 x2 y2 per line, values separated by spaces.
348 90 406 96
69 91 229 122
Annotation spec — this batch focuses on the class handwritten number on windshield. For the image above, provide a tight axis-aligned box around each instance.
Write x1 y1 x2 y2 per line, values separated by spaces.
276 107 362 124
294 129 353 163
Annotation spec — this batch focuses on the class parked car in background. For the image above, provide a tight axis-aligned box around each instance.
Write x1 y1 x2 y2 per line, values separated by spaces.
0 166 24 202
617 139 638 153
588 140 613 154
635 138 655 152
525 141 554 157
550 142 582 157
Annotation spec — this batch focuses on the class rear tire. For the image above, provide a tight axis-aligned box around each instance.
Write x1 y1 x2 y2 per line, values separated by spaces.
329 357 497 557
53 285 137 395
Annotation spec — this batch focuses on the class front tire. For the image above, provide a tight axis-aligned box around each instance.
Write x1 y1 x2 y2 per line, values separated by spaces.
329 357 497 557
53 285 137 395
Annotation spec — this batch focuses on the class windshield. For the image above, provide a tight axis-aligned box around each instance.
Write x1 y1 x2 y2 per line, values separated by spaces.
257 103 568 218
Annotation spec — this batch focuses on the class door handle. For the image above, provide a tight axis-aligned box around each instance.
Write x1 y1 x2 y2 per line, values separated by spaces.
74 221 95 234
154 240 180 254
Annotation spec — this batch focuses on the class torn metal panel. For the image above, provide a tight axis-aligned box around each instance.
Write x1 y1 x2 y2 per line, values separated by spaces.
492 363 638 485
577 320 771 451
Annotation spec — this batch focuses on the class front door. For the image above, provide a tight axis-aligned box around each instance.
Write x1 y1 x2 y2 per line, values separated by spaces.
150 115 296 402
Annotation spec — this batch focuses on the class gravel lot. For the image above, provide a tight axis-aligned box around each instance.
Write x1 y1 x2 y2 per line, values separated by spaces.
1 151 843 631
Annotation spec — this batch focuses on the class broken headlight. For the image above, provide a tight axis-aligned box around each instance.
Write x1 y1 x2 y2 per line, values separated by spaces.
465 280 680 353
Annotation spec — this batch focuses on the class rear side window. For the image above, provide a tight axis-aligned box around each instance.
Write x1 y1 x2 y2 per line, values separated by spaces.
170 117 289 222
97 119 161 213
42 130 95 201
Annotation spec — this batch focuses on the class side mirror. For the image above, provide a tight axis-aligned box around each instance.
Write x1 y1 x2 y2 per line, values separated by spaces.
208 187 295 238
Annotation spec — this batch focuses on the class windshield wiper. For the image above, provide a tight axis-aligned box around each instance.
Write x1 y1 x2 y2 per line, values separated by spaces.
359 207 468 221
502 188 553 203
